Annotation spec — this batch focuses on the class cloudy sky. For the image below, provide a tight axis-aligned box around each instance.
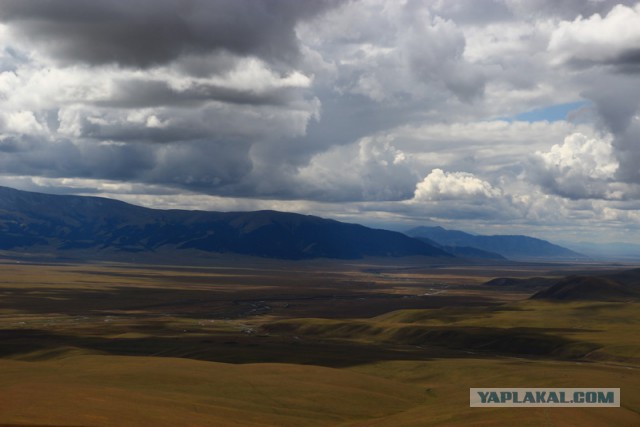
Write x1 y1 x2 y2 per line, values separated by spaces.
1 0 640 243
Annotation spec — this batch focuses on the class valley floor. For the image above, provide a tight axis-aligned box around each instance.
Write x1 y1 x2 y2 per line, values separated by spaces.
0 258 638 426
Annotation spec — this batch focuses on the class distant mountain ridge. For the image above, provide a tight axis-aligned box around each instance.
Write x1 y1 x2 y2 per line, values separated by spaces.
406 226 583 260
413 237 506 260
562 241 640 261
0 186 450 260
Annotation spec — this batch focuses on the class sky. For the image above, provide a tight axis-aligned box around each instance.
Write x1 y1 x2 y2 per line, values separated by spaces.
1 0 640 244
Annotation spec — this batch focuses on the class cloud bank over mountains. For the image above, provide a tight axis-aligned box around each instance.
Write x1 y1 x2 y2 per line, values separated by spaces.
0 0 639 242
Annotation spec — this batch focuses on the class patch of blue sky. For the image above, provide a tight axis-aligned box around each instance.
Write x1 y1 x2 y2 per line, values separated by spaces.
498 100 592 123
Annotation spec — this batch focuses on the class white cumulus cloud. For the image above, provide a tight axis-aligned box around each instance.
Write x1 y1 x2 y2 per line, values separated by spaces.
549 3 640 70
534 132 623 199
539 132 618 179
413 168 501 201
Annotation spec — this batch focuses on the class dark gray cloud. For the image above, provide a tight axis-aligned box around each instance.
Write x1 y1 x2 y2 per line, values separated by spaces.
553 49 640 80
94 78 303 109
0 135 154 179
0 0 339 69
0 134 252 191
612 120 640 183
506 0 637 19
578 73 640 186
430 0 514 24
581 74 640 135
144 139 253 191
614 48 640 74
53 91 317 144
562 48 640 73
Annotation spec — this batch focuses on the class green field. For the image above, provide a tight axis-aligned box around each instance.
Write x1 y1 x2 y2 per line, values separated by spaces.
0 259 638 426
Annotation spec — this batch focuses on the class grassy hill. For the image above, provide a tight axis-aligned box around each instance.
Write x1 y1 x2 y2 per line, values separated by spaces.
532 275 640 301
0 355 428 427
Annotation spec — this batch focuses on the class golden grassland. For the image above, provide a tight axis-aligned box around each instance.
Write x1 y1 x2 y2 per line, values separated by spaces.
0 258 638 426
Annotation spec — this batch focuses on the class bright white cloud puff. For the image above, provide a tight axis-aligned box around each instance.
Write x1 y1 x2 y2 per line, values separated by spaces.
549 3 640 71
413 169 501 201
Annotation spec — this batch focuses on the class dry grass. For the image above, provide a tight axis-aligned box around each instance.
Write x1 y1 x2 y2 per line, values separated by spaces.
0 355 427 427
0 259 638 426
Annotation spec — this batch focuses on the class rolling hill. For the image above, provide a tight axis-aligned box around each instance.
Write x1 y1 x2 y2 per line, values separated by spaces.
407 226 583 260
0 186 451 260
531 275 640 301
531 268 640 302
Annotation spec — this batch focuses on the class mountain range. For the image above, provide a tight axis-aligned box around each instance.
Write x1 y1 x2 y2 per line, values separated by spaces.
0 186 591 263
0 186 450 261
412 237 506 260
406 226 584 261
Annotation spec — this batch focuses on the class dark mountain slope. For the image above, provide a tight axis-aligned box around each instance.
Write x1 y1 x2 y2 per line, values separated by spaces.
531 275 640 302
407 226 583 260
483 277 558 291
414 237 505 260
0 186 451 260
606 268 640 287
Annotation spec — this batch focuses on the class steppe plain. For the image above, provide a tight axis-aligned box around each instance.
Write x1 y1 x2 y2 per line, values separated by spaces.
0 256 638 426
